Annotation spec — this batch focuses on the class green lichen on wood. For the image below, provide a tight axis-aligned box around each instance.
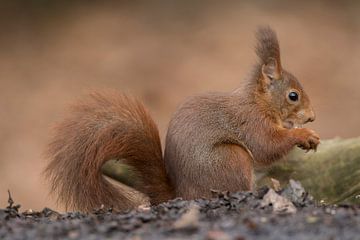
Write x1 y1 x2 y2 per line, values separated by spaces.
102 137 360 204
256 137 360 204
101 159 142 189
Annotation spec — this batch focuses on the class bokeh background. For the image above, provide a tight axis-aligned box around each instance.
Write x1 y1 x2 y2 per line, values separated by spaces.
0 0 359 211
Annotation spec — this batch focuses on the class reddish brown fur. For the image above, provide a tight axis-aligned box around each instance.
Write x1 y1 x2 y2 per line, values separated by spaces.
164 26 319 199
256 26 282 68
45 27 319 212
44 91 173 212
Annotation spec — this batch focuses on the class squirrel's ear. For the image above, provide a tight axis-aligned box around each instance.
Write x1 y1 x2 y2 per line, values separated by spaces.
261 57 282 85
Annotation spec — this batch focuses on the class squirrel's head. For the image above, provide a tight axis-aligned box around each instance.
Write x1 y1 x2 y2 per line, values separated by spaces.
254 26 315 129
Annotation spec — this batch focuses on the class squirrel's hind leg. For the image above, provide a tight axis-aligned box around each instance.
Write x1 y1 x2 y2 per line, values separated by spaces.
177 144 254 199
212 143 254 192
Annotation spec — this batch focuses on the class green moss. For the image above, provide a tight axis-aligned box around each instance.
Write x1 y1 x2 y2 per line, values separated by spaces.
101 159 142 189
257 137 360 204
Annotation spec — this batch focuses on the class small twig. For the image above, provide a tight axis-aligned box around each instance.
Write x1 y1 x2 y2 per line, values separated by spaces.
7 190 14 208
5 190 21 219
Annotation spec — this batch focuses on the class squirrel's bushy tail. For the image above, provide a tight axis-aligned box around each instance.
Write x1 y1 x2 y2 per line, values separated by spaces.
44 91 173 212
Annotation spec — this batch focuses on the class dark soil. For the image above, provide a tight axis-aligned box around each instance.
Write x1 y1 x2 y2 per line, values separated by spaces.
0 184 359 240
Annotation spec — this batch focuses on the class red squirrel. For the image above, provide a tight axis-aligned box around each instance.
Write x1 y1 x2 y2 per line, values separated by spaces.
45 26 320 212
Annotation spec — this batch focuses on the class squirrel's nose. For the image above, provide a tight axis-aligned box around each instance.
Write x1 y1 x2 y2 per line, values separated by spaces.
305 109 316 123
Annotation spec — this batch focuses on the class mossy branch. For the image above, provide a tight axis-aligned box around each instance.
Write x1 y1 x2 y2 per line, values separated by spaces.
102 137 360 204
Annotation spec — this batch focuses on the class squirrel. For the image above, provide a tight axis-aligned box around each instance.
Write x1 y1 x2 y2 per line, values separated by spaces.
44 26 320 212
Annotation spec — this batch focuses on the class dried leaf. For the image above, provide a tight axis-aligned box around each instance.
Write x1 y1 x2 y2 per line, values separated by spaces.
261 189 297 214
173 204 200 230
270 178 281 191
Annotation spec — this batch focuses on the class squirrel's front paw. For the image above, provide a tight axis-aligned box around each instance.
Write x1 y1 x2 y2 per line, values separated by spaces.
292 128 320 151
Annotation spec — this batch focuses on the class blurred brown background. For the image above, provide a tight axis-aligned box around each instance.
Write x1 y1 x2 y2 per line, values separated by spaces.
0 0 359 211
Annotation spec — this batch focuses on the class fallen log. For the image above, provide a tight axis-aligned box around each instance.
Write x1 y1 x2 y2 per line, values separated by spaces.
256 137 360 204
102 137 360 204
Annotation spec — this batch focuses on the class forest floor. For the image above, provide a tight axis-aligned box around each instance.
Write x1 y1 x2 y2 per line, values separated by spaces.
0 181 359 240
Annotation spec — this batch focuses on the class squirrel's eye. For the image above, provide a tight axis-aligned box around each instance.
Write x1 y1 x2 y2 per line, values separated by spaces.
288 91 299 102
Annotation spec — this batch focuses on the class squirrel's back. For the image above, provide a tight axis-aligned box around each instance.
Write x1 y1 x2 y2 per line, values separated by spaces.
164 92 255 199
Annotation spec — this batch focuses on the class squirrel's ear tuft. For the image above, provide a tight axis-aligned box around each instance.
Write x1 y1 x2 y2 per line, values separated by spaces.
255 26 282 78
